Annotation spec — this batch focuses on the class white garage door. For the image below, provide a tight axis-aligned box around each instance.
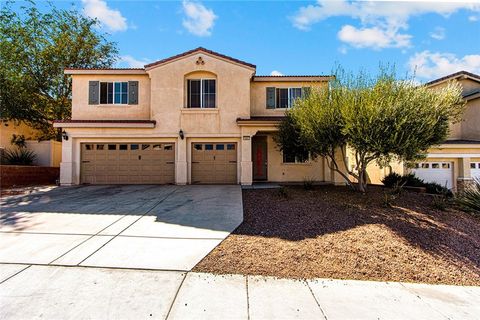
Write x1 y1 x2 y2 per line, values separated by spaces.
471 162 480 180
412 162 453 189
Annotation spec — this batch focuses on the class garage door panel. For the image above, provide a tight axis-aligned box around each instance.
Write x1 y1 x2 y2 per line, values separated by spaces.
191 143 237 184
81 143 175 184
412 162 453 189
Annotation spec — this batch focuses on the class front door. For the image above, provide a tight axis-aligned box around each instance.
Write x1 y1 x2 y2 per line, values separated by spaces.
252 137 267 180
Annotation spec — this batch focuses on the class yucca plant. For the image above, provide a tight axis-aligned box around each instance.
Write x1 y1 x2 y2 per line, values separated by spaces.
1 148 37 165
456 178 480 214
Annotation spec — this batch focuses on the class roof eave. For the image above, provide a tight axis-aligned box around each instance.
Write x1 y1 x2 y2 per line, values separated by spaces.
64 69 147 75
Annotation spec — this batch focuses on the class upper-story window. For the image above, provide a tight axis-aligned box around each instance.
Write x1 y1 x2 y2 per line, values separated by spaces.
100 82 128 104
187 79 216 108
88 80 138 105
276 88 302 108
266 86 309 109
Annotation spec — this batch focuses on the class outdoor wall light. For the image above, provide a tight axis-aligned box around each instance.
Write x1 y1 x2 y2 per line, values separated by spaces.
62 130 69 141
179 129 184 140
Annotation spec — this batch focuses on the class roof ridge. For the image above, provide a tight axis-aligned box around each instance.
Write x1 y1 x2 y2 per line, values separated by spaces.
426 70 480 86
144 47 256 69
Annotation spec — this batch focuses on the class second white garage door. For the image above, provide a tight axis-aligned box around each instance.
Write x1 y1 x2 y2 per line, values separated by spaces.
471 162 480 180
81 143 175 184
411 162 453 189
191 143 237 184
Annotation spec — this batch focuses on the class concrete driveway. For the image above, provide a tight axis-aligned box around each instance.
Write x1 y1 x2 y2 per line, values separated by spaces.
0 185 243 271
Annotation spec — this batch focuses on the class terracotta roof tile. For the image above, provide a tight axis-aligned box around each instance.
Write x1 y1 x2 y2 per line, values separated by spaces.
54 120 155 124
144 47 256 69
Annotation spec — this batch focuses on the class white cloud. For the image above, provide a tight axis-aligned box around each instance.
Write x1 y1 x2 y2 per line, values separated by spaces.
429 27 445 40
469 15 479 21
291 0 480 49
82 0 127 32
408 51 480 80
182 0 217 37
338 25 411 49
117 55 150 68
270 70 284 76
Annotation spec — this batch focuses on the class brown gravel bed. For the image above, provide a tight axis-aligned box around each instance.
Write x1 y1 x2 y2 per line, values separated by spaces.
193 186 480 285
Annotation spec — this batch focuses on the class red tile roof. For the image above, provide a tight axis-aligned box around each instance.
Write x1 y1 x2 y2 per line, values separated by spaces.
237 116 285 122
54 120 156 124
144 47 256 69
64 67 144 71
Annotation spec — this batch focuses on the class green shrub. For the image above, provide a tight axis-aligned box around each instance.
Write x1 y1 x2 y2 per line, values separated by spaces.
1 148 37 165
402 173 425 188
456 179 480 214
424 182 452 196
382 172 452 196
303 177 315 190
381 172 403 188
278 186 290 199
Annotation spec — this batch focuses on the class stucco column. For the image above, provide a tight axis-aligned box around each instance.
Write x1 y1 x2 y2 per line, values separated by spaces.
240 129 253 185
457 157 472 191
59 136 74 185
176 138 188 185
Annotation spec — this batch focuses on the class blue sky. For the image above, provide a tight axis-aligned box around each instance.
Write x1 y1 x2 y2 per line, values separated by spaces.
34 0 480 81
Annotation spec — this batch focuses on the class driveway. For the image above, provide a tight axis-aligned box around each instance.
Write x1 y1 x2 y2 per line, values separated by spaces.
0 185 243 271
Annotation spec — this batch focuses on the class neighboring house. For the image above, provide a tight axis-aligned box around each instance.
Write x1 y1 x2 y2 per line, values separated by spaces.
363 71 480 191
54 47 346 185
1 119 62 167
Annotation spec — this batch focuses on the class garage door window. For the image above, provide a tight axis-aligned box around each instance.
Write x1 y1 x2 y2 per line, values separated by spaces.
108 144 116 150
85 144 93 150
153 144 161 150
119 144 128 150
227 144 235 150
194 144 202 150
142 144 150 150
131 144 139 150
96 144 105 150
216 144 224 150
205 144 213 150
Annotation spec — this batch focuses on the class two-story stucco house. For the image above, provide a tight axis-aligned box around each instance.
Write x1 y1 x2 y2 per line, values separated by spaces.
362 71 480 191
54 47 345 186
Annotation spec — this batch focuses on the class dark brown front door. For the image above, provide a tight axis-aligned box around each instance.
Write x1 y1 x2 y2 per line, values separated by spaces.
252 137 267 180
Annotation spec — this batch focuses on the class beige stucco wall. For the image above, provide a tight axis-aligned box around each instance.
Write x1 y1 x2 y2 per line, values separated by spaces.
0 120 41 148
71 74 151 120
24 140 62 167
429 78 480 141
250 81 328 116
262 134 325 182
147 52 254 135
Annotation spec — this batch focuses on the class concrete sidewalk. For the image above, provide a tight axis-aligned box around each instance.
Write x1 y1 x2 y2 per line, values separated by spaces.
1 264 478 320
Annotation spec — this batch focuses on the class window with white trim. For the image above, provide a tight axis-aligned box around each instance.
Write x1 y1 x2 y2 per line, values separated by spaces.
187 79 216 108
276 87 302 108
100 82 128 104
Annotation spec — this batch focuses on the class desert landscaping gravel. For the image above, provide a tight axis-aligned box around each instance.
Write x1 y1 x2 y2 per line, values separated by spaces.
194 186 480 286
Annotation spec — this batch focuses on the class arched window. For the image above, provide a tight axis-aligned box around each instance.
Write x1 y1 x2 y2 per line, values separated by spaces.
185 71 217 108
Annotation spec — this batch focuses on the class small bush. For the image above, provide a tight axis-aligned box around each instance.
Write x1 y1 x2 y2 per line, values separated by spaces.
1 148 37 165
381 172 403 188
424 182 452 196
278 186 290 199
456 179 480 214
303 177 315 190
403 173 425 188
382 172 452 196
